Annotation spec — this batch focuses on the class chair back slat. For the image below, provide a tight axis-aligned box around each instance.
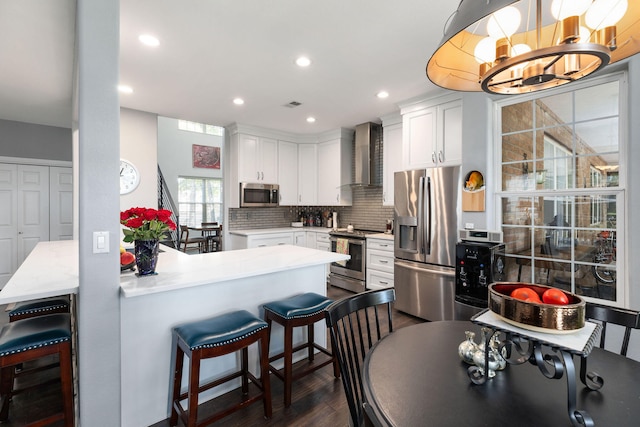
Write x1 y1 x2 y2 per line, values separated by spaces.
586 302 640 356
325 288 396 427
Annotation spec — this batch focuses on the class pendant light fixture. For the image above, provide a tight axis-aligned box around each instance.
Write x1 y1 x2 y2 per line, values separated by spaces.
426 0 640 94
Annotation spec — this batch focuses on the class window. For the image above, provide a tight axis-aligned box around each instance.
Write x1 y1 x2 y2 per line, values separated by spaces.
178 120 224 136
497 75 625 304
178 177 223 227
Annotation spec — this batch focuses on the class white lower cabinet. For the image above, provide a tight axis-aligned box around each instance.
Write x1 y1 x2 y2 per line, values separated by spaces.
366 237 394 290
245 233 294 248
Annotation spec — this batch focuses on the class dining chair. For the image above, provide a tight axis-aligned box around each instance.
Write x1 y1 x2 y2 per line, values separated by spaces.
201 222 222 252
585 302 640 356
324 288 395 427
179 225 205 253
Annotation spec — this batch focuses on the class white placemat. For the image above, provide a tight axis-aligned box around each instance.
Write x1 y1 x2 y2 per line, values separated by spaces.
472 309 600 355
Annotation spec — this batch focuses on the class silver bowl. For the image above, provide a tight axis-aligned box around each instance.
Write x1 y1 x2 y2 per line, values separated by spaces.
489 283 585 332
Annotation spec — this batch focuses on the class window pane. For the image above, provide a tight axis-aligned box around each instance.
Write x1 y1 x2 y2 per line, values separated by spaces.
574 117 619 156
502 101 533 133
575 81 619 121
536 92 573 128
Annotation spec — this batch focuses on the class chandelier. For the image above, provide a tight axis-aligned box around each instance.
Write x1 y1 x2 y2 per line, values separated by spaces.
426 0 640 94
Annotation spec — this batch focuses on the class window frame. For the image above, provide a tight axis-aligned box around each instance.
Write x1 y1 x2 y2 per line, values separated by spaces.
494 72 627 306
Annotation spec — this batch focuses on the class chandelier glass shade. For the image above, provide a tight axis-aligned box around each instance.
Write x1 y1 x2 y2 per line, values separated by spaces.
426 0 640 94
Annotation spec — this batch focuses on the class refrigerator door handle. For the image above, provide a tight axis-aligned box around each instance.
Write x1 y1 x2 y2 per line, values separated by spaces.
395 259 455 277
418 176 425 255
423 176 431 255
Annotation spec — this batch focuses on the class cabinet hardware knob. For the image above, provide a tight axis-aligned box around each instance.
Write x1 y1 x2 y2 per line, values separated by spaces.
432 152 437 163
438 151 443 163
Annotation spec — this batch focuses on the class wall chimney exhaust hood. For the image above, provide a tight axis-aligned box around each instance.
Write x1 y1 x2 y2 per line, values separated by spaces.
352 122 382 187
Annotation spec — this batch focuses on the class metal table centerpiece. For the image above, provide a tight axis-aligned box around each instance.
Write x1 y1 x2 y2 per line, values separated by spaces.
469 283 603 427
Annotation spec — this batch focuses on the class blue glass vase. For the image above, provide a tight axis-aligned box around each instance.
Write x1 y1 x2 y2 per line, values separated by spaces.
134 239 159 276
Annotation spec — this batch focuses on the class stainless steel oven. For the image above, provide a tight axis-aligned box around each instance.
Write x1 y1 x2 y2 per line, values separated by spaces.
329 230 376 293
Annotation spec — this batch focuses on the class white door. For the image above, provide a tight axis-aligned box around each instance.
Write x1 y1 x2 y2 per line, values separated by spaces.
17 165 50 265
50 167 73 240
0 164 18 288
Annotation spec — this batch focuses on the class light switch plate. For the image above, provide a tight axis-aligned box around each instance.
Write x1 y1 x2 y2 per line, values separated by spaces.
93 231 109 254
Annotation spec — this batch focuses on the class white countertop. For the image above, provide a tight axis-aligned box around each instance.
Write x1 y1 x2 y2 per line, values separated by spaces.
0 240 79 304
229 227 332 236
1 240 349 304
120 243 348 298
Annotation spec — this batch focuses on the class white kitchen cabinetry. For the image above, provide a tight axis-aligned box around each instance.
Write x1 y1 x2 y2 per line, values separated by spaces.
366 236 394 290
237 134 278 183
402 96 462 170
278 140 298 205
245 233 293 248
317 137 352 206
294 231 306 247
381 114 403 207
297 144 318 205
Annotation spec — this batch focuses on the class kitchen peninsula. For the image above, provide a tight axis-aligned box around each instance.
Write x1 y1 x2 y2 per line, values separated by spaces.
3 241 348 427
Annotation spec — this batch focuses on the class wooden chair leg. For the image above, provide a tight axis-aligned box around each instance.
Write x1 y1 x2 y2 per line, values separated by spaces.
59 341 74 427
241 347 249 395
169 345 184 427
283 323 293 407
0 366 14 422
307 323 315 361
259 331 272 419
187 352 201 427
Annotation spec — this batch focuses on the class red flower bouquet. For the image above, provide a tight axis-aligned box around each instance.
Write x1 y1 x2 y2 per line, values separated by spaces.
120 207 176 243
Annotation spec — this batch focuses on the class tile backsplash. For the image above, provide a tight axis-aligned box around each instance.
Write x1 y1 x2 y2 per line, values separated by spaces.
228 186 394 232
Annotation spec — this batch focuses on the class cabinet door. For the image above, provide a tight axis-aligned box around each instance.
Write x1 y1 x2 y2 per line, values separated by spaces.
260 137 278 183
238 134 261 182
298 144 317 205
382 123 403 206
317 140 338 205
438 100 462 166
278 141 298 205
294 231 306 247
403 106 437 170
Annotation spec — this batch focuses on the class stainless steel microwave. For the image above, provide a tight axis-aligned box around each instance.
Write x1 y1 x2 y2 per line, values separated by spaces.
240 183 279 207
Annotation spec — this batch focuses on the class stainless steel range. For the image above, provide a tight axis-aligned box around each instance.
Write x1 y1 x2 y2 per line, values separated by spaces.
329 229 379 293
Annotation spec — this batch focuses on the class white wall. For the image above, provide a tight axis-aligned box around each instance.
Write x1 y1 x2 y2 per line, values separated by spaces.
120 108 158 213
157 116 224 203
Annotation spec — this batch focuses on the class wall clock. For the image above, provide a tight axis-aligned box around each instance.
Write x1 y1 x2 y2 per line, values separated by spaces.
120 159 140 195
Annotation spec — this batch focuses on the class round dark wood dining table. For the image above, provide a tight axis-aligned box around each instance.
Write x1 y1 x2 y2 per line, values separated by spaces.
362 321 640 426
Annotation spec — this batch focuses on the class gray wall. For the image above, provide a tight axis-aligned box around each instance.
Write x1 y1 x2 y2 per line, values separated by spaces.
0 118 71 161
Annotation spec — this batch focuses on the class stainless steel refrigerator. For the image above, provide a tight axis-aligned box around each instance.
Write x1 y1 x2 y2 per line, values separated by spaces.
394 167 460 321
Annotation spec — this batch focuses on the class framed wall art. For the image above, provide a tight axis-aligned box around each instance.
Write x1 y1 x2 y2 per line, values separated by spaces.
192 144 220 169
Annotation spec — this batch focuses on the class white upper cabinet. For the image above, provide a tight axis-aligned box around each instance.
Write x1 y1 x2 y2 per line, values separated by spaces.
317 136 352 206
381 114 403 207
401 95 462 170
277 140 298 205
298 144 318 205
237 134 277 183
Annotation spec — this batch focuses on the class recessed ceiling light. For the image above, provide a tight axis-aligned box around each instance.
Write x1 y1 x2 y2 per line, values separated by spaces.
377 91 389 99
138 34 160 47
233 98 245 105
118 85 133 94
306 117 316 123
296 56 311 67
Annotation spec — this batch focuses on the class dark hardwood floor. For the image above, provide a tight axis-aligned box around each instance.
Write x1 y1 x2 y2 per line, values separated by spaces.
0 286 424 426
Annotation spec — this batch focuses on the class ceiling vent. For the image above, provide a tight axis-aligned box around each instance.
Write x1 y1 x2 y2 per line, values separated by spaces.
283 101 302 108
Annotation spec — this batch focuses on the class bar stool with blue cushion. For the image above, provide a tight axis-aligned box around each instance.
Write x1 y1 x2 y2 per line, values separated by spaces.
262 292 339 407
169 310 272 427
8 298 70 322
0 313 74 426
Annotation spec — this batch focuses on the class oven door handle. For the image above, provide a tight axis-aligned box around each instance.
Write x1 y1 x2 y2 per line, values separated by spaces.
330 237 365 246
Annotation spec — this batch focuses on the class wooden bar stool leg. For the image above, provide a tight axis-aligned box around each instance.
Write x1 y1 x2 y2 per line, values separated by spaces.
187 351 201 427
0 366 14 422
59 341 74 427
283 322 293 407
241 347 249 395
169 345 184 426
259 330 272 419
307 323 315 361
